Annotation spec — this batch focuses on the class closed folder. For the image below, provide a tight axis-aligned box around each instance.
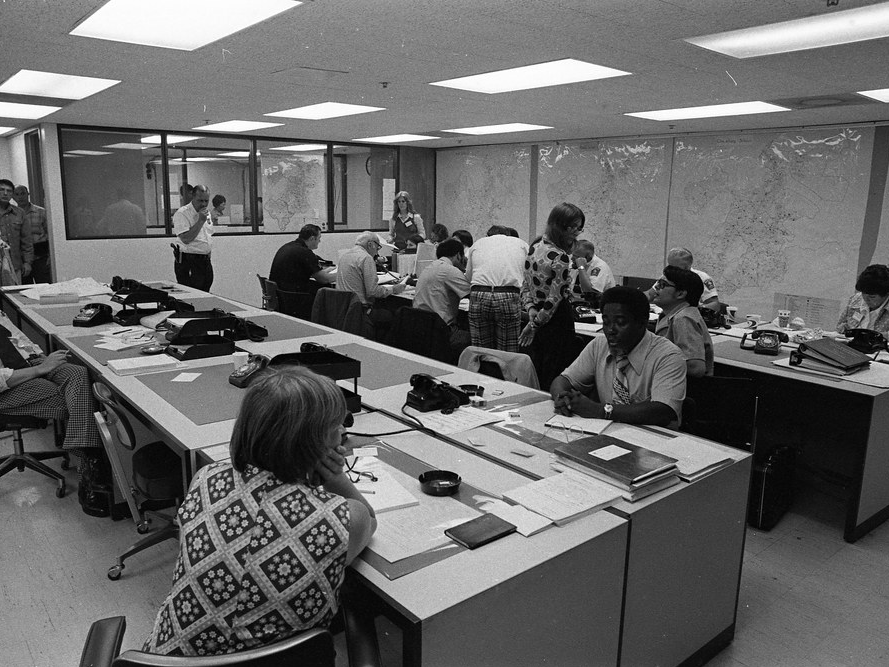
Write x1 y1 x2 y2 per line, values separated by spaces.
791 338 870 372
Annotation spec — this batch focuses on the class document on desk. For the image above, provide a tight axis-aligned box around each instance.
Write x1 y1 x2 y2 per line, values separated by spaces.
502 470 621 526
774 357 889 388
406 405 504 435
624 433 733 482
369 497 481 563
351 458 420 514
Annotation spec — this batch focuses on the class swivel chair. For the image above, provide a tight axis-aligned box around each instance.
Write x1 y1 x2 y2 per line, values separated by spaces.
311 288 374 338
457 346 540 389
256 274 277 311
0 414 68 497
386 307 454 363
93 383 183 580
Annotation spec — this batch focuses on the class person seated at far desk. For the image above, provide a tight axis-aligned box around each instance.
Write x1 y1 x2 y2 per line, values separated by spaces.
652 266 713 378
337 231 407 337
837 264 889 339
144 366 376 657
550 286 686 429
413 238 471 353
645 247 719 311
269 223 336 294
404 233 425 253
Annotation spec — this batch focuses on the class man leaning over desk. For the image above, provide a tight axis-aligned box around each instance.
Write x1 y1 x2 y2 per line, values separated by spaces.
550 286 686 429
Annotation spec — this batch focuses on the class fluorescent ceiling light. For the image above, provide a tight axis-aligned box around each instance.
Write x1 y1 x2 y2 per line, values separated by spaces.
353 134 438 144
430 58 630 94
218 151 250 157
443 123 552 135
104 143 150 150
65 149 113 156
626 101 790 121
269 144 327 152
193 120 283 132
266 102 385 120
858 88 889 103
0 101 61 119
184 157 220 162
0 127 16 136
685 4 889 58
71 0 300 51
141 135 200 145
0 69 119 99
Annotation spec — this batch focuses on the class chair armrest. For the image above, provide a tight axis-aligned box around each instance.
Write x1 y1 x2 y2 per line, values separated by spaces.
342 603 382 667
80 616 127 667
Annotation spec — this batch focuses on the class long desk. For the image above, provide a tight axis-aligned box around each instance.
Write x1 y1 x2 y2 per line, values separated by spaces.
1 282 750 667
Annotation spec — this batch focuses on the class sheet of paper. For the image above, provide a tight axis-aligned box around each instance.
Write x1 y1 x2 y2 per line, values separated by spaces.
591 444 631 460
351 459 420 514
406 405 504 435
487 502 553 537
171 372 201 383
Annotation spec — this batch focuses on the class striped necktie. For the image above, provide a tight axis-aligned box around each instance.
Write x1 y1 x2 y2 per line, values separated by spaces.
612 355 631 405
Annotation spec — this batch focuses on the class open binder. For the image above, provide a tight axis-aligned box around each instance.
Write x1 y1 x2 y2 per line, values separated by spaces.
789 337 871 376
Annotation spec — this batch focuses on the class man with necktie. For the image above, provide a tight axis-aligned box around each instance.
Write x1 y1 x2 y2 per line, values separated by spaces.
550 286 686 429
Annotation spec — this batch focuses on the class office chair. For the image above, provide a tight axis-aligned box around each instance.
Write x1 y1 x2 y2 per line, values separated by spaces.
265 280 314 321
684 375 758 451
93 383 183 580
386 307 454 363
457 345 540 389
256 274 277 311
311 288 374 338
0 414 68 497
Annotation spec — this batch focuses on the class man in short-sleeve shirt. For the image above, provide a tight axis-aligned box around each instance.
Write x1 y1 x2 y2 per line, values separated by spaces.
652 265 714 378
172 184 213 291
646 247 719 311
551 286 686 429
413 238 471 351
269 224 335 294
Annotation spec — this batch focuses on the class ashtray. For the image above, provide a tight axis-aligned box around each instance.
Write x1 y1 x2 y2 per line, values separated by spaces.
419 470 462 496
459 384 484 397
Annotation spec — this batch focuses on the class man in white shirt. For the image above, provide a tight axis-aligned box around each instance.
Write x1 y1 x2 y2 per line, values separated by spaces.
645 247 719 311
172 184 213 290
413 238 471 351
571 240 615 301
464 225 529 352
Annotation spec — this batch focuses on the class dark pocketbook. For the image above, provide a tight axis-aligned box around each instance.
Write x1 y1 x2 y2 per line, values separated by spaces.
444 513 516 550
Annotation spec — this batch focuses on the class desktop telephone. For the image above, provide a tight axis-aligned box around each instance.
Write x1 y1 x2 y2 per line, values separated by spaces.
740 329 788 355
228 354 270 388
571 302 597 323
845 328 888 354
72 303 113 327
406 373 469 413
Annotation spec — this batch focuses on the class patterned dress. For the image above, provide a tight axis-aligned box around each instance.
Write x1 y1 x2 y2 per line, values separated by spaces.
144 462 351 656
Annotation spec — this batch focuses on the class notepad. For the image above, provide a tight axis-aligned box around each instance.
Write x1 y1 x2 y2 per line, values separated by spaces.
352 464 420 514
502 470 621 526
107 354 180 376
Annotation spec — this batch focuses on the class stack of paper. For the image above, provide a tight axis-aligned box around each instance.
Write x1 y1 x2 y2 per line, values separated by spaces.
502 470 621 526
632 435 733 482
107 354 180 376
354 468 420 514
94 326 156 351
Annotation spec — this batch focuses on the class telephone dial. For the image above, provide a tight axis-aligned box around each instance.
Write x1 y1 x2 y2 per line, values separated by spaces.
845 328 888 354
228 354 270 388
73 303 113 327
740 329 789 355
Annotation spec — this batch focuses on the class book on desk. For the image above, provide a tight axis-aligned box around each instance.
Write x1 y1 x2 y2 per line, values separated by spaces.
789 337 871 376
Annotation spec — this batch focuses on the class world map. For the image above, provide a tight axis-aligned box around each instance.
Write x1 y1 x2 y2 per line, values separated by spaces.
260 155 327 233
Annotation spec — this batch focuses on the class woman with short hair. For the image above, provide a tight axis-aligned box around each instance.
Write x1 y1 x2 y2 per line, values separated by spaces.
837 264 889 338
144 367 375 657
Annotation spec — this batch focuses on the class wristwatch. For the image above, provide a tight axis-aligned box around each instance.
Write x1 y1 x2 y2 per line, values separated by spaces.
603 403 614 419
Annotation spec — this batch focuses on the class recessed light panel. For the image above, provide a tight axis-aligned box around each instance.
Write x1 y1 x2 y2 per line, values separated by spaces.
104 143 150 150
0 70 119 99
0 101 61 119
685 4 889 58
353 134 438 143
218 151 251 157
430 58 630 94
141 135 200 145
193 120 283 132
269 144 327 152
71 0 301 51
858 89 889 103
626 101 790 121
442 123 552 135
266 102 385 119
65 150 113 156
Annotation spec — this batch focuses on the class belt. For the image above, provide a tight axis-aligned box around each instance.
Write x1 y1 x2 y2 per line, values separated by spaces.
470 285 520 293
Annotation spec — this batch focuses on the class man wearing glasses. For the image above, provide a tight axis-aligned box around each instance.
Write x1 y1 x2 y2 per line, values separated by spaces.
0 179 33 284
336 231 407 337
645 247 719 311
652 266 713 378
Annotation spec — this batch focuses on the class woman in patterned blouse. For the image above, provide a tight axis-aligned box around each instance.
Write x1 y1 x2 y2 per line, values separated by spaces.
836 264 889 339
144 367 376 657
520 202 585 389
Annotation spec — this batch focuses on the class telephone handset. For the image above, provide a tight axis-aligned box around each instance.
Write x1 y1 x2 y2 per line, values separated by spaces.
73 303 113 327
845 328 888 354
228 354 270 388
740 329 789 355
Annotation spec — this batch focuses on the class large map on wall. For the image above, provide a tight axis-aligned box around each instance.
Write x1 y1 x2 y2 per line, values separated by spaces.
668 128 874 321
537 140 671 277
436 144 532 240
260 155 327 233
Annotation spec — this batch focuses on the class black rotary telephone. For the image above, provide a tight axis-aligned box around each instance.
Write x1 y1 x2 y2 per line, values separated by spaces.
228 354 270 388
845 328 888 354
73 303 113 327
740 329 789 355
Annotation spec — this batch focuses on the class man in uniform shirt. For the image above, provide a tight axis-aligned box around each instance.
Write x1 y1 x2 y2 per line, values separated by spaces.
413 238 471 352
646 247 719 310
172 184 213 290
571 240 615 302
13 185 48 283
550 286 686 428
269 224 335 318
0 179 33 283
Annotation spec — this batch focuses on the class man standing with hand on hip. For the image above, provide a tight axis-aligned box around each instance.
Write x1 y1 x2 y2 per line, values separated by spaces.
172 184 213 290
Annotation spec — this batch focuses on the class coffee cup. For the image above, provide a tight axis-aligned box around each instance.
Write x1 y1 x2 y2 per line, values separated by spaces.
726 305 738 321
745 314 762 327
777 309 791 328
232 351 249 370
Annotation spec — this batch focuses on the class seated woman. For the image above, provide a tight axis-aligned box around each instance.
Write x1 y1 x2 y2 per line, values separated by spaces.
404 233 425 253
429 223 450 244
837 264 889 338
652 266 713 378
143 366 376 657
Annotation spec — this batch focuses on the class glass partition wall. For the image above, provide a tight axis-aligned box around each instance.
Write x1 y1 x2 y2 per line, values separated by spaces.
59 126 427 240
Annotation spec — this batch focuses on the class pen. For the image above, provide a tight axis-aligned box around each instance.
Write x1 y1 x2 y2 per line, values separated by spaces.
359 489 376 495
112 328 133 336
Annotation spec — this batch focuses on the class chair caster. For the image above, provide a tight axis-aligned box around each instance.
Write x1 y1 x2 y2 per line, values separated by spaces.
137 520 152 534
108 564 124 581
56 482 65 498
